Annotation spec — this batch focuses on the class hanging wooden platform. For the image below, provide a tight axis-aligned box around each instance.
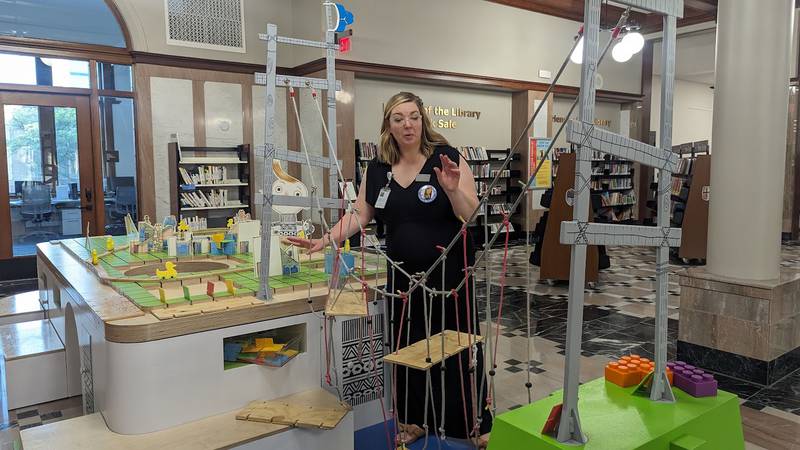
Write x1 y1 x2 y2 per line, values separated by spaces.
383 330 484 371
236 389 351 430
325 289 368 317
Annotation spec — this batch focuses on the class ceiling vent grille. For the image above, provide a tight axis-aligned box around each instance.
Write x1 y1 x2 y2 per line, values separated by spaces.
165 0 245 52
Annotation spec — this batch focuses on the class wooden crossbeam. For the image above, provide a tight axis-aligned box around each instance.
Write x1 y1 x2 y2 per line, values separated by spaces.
383 330 484 371
236 389 351 430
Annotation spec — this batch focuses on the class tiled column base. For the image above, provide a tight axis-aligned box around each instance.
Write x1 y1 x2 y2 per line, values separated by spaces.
677 268 800 386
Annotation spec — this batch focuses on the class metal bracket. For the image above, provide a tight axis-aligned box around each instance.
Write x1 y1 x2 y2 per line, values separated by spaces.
254 73 342 91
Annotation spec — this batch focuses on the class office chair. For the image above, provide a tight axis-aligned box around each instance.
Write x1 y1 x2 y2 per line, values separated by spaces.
20 184 56 241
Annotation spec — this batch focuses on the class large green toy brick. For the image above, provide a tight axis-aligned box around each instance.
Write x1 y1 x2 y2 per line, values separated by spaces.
488 377 744 450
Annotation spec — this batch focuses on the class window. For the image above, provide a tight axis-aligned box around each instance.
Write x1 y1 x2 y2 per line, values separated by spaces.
97 62 133 92
0 53 90 89
0 0 127 48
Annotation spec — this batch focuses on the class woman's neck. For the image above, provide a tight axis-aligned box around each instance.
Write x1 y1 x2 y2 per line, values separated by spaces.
398 144 423 164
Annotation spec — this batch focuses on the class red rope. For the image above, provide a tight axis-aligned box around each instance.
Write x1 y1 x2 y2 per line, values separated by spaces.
488 214 512 410
390 293 409 447
461 226 479 437
451 289 471 440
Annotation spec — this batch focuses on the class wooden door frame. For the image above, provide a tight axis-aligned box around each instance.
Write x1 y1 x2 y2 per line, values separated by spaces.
0 92 99 259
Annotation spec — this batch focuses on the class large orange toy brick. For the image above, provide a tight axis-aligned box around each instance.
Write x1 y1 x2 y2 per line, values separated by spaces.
604 361 642 387
606 355 674 388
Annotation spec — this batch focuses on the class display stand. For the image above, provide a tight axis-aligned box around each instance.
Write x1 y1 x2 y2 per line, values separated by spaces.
677 154 710 261
539 152 599 282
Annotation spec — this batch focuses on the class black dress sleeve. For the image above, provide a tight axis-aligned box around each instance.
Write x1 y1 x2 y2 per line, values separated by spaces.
363 160 389 208
440 145 462 166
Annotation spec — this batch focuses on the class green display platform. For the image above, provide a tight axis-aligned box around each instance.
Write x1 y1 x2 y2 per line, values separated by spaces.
488 377 744 450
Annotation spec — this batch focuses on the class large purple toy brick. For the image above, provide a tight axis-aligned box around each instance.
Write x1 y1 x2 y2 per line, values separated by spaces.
669 361 717 397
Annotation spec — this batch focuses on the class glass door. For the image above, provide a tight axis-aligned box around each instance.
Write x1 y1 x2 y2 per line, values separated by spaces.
0 93 97 258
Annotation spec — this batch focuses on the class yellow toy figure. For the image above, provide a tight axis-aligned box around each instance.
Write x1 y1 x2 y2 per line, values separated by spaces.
106 236 114 252
227 218 234 230
156 261 178 280
344 238 351 253
91 249 98 265
178 219 190 234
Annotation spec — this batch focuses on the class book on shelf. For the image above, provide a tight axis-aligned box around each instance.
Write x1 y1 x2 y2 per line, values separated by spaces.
460 146 489 161
179 166 237 185
598 191 636 206
357 141 378 160
181 189 235 208
475 181 505 196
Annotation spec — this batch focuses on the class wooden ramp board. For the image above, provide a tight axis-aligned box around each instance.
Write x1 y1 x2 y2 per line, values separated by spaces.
325 289 367 317
236 388 351 430
383 330 484 371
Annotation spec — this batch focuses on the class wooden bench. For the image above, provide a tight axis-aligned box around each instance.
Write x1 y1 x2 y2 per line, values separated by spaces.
0 291 44 326
0 319 67 409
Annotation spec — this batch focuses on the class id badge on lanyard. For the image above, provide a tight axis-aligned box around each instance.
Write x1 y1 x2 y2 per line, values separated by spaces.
375 172 392 209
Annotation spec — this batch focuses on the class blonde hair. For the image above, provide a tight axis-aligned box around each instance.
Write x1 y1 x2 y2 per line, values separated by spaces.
379 92 449 165
272 160 298 183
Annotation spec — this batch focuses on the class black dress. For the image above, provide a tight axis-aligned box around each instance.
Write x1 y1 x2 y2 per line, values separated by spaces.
365 145 492 439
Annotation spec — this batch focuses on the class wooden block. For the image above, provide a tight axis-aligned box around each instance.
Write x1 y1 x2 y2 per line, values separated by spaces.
236 389 350 430
172 309 200 318
206 281 215 297
383 330 484 371
151 309 175 320
325 289 367 317
200 303 227 313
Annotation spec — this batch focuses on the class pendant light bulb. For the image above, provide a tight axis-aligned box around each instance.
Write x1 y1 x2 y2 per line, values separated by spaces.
612 41 633 62
621 31 645 54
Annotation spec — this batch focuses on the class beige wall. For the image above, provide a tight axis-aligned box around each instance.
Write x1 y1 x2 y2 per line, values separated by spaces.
114 0 642 93
335 0 641 94
650 76 714 147
113 0 295 66
551 97 621 149
354 78 512 149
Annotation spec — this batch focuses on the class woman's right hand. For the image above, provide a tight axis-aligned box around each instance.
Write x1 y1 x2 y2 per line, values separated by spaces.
285 236 327 254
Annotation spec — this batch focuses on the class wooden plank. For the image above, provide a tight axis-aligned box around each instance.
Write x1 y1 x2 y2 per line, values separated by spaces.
325 289 367 317
383 330 484 371
21 410 290 450
236 389 350 430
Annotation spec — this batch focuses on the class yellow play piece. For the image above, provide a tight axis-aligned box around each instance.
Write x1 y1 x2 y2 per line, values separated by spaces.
106 237 115 251
156 262 177 280
242 338 284 353
91 249 98 265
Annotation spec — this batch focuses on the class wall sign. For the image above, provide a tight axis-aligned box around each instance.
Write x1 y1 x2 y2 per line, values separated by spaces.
423 105 482 129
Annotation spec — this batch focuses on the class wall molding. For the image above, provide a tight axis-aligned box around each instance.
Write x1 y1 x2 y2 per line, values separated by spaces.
295 58 643 103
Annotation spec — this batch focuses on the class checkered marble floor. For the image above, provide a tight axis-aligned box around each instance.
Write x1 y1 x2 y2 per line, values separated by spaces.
468 244 800 449
1 246 799 448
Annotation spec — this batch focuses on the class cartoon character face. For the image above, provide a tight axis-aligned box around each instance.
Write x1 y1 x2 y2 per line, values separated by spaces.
272 178 309 215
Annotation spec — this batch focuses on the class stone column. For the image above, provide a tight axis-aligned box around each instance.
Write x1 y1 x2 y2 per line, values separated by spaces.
678 0 799 387
706 0 793 280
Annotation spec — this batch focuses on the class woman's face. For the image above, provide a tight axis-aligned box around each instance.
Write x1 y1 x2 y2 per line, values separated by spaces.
388 101 422 149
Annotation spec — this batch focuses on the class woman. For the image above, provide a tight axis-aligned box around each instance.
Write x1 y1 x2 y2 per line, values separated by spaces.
289 92 491 447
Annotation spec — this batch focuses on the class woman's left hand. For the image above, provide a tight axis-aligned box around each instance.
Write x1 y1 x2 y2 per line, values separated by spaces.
434 154 460 193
